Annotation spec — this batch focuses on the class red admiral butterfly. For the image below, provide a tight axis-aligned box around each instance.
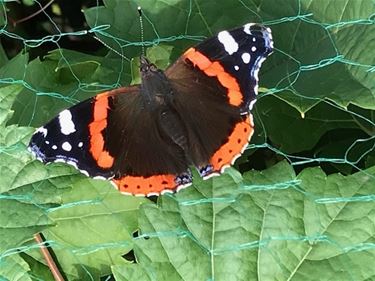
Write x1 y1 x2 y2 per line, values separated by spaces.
29 23 273 196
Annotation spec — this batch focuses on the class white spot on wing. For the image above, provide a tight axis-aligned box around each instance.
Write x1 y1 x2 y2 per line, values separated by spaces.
62 141 72 151
249 114 255 127
218 31 238 55
251 46 257 52
252 37 256 42
52 145 57 150
109 181 118 190
203 172 220 180
243 23 256 34
234 65 239 71
241 52 251 64
59 110 76 135
254 68 260 82
36 127 48 137
146 192 159 197
253 57 267 82
79 169 89 177
93 175 107 180
176 182 192 192
231 154 242 165
161 189 174 195
120 191 133 196
135 193 146 197
66 160 78 169
220 164 231 173
78 142 83 148
249 99 257 110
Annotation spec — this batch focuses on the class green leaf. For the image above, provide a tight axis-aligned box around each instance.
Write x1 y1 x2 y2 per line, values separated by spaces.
116 162 375 281
19 253 55 281
112 264 151 281
40 179 145 280
0 43 8 68
292 166 375 280
264 0 375 113
0 254 31 281
254 96 360 154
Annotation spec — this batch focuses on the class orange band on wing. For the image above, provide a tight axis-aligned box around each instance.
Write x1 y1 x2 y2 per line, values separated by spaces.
210 115 254 172
183 48 242 106
113 174 179 196
89 92 114 168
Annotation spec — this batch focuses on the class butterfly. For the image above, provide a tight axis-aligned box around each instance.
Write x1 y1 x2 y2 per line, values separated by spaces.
28 23 273 196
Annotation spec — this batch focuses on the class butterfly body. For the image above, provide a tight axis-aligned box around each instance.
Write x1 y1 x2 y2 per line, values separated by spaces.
29 23 273 196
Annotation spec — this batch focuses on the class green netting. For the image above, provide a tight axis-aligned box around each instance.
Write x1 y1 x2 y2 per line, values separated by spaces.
0 0 375 280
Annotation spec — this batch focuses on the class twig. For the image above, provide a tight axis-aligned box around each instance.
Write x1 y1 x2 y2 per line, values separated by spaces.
34 233 65 281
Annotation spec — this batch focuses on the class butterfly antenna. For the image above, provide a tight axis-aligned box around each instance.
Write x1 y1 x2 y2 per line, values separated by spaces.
93 36 129 61
138 6 145 56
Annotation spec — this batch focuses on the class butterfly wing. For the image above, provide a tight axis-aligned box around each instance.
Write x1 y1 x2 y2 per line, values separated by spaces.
29 23 273 196
29 86 192 195
164 23 273 176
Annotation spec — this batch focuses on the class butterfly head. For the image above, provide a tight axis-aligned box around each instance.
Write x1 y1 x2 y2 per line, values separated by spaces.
140 55 159 74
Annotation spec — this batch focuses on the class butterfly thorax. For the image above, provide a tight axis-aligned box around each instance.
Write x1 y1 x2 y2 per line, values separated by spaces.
140 56 174 110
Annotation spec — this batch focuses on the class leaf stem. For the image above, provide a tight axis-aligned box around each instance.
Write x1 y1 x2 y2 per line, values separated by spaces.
34 233 65 281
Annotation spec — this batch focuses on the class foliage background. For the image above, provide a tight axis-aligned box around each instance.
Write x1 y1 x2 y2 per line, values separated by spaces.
0 0 374 280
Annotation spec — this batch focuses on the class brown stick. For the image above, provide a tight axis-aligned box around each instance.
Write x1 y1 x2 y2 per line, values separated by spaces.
34 233 65 281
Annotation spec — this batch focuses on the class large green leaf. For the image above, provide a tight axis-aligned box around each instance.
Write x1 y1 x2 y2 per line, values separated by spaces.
115 161 375 280
264 0 375 113
41 179 144 281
